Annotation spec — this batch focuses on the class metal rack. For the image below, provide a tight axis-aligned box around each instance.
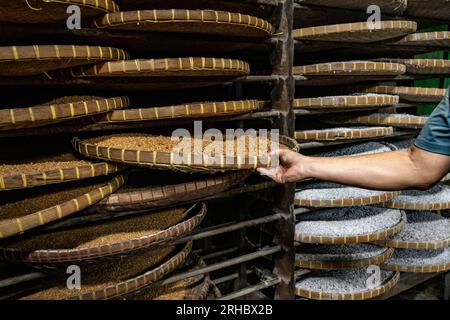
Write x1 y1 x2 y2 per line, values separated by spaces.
0 0 298 301
292 1 450 301
0 0 448 301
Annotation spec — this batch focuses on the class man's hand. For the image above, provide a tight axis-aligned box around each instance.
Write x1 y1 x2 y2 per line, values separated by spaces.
257 149 308 184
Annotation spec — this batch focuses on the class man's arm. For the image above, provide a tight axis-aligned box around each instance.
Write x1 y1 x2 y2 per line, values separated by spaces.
258 147 450 191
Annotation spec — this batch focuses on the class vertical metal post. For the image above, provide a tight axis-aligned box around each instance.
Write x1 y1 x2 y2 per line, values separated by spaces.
444 272 450 300
270 0 296 300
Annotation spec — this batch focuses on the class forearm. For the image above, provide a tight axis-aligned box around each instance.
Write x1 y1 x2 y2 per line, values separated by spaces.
301 149 441 191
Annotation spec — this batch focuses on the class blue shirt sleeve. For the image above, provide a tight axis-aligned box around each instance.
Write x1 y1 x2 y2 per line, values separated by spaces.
414 87 450 156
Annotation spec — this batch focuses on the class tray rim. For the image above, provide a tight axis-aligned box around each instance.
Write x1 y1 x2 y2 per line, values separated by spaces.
294 20 417 42
93 9 274 37
295 190 401 208
0 203 206 264
0 96 130 131
293 95 399 109
0 159 124 191
96 99 260 123
0 173 126 240
66 242 193 300
68 57 250 78
295 270 401 300
72 135 299 172
294 211 407 244
295 247 395 270
294 126 394 141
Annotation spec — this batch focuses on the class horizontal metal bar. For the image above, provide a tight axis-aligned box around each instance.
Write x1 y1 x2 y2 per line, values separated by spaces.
218 269 311 300
0 272 46 289
143 246 282 289
173 213 283 245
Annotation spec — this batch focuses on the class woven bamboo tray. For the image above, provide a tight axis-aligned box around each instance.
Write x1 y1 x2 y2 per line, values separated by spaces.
130 255 211 300
293 61 406 76
293 95 399 110
72 134 299 172
391 32 450 47
353 85 446 102
297 0 407 14
295 126 394 141
0 174 126 240
95 100 259 124
93 9 274 38
295 244 394 270
93 171 250 213
405 0 450 21
295 269 400 300
374 211 450 250
0 0 119 23
382 184 450 211
132 273 210 300
329 113 428 129
68 57 250 78
0 153 123 191
295 207 406 245
382 247 450 273
0 96 129 131
294 21 416 43
20 242 192 300
0 45 129 77
0 203 205 265
295 182 400 208
380 59 450 75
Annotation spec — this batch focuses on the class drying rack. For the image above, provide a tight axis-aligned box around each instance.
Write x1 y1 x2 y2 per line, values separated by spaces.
0 0 449 301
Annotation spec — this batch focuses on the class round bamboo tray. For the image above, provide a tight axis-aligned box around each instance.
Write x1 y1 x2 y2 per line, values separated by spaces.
130 255 211 300
93 10 274 38
297 0 407 14
72 134 299 172
132 273 210 300
391 31 450 47
0 174 126 240
294 21 416 43
20 242 192 300
0 96 130 131
293 95 399 110
0 0 119 23
0 203 205 265
353 85 446 102
329 113 428 129
374 211 450 250
293 61 406 76
0 153 123 191
95 100 260 123
0 45 129 76
295 126 394 141
382 184 450 211
383 59 450 75
68 57 250 78
382 247 450 273
295 207 406 244
295 244 394 270
295 269 400 300
405 0 450 21
92 171 250 213
295 182 401 208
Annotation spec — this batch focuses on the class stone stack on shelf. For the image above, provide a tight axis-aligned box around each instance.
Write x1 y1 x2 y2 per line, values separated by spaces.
293 0 450 300
294 143 403 300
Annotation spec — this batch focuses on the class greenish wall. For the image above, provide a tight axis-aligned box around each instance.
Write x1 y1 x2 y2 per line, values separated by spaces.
414 25 449 115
